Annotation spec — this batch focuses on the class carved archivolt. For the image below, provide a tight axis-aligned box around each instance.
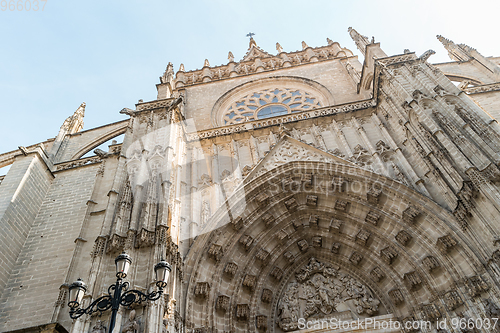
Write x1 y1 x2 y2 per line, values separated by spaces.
277 258 381 331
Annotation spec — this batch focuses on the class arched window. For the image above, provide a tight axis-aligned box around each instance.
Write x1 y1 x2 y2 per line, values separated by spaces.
223 88 322 125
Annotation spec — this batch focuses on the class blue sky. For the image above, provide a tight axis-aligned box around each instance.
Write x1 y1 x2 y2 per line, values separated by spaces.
0 0 499 162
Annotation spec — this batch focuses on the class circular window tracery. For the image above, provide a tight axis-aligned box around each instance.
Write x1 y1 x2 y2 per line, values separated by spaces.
223 88 322 125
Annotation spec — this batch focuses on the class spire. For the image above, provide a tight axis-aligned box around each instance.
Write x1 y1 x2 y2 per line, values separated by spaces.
302 41 309 50
276 42 283 53
436 35 472 62
203 59 210 67
61 103 85 134
348 27 370 56
160 62 174 84
178 63 185 72
228 51 234 63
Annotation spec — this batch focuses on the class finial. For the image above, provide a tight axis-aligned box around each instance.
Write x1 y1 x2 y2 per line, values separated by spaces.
228 51 234 62
347 27 370 56
246 32 255 39
436 35 453 47
178 63 185 72
326 38 333 45
161 62 175 84
203 59 210 67
302 41 308 50
276 42 283 53
404 49 410 54
371 36 375 44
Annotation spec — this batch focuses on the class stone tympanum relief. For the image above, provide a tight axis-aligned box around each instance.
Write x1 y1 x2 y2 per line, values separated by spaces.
277 258 381 331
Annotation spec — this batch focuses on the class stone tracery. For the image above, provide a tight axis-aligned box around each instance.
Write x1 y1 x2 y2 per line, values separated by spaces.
223 88 323 125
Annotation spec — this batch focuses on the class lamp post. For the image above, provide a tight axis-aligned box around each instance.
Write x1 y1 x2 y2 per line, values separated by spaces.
68 252 171 333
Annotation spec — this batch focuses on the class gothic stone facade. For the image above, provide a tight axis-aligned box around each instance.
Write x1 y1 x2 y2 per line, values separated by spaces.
1 29 500 333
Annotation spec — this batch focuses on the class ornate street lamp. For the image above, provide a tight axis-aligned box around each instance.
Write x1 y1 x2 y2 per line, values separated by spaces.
68 252 171 333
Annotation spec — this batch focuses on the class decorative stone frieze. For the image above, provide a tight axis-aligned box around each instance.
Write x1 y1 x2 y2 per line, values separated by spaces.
404 271 422 291
349 251 363 265
270 267 283 281
276 228 289 241
297 239 309 252
402 206 420 224
306 195 318 206
261 213 275 227
284 251 295 263
465 275 489 297
422 256 440 272
355 229 371 246
330 219 343 233
256 248 270 263
284 197 298 211
309 215 319 227
335 200 348 211
224 262 238 277
422 303 441 321
380 246 398 265
444 290 463 310
207 244 223 261
194 282 210 297
277 258 380 331
256 315 268 331
396 230 412 246
239 235 254 251
302 173 313 186
332 176 346 192
242 274 257 291
370 267 385 282
235 304 250 321
255 192 269 206
261 289 273 303
367 184 382 204
311 236 322 247
231 216 244 230
216 295 230 312
331 242 341 254
388 289 404 305
365 211 381 226
437 235 457 253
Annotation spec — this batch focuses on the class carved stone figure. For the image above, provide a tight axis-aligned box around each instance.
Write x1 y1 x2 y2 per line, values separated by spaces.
277 258 381 331
200 200 210 227
91 320 106 333
122 309 139 333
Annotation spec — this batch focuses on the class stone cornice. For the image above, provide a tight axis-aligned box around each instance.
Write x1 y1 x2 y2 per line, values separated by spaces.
463 82 500 94
54 155 103 172
136 98 175 112
174 43 354 88
54 144 122 172
186 99 376 141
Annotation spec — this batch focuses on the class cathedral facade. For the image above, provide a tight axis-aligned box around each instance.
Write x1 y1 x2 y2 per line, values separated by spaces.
1 28 500 333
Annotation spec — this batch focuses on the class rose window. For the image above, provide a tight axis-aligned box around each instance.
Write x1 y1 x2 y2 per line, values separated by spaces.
223 88 322 125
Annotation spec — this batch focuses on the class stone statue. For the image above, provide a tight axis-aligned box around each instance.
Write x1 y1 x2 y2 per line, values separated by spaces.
276 42 283 53
201 200 210 227
121 309 139 333
91 320 106 333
